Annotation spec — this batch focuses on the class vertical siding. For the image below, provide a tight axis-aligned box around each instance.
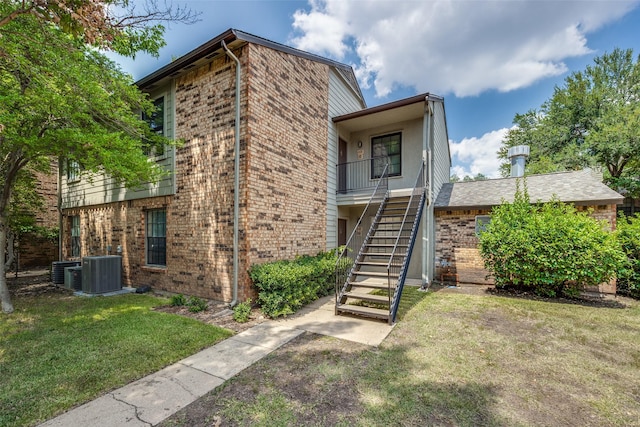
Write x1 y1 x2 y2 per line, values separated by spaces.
327 69 365 249
62 85 176 209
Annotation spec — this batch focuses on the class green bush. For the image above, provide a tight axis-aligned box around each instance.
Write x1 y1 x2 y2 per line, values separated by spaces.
616 213 640 298
479 182 625 297
170 294 187 307
250 250 338 318
187 296 208 313
233 299 252 323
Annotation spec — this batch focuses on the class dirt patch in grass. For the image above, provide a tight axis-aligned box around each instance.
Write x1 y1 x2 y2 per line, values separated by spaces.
160 332 370 427
154 303 267 333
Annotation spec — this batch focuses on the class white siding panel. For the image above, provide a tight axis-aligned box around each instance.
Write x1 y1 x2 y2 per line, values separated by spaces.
432 101 451 196
326 69 365 249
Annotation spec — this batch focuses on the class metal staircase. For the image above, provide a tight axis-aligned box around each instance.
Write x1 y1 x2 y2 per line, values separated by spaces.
335 162 426 324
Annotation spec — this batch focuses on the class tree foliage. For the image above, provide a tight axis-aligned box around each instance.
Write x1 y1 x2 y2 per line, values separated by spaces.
0 2 192 313
499 48 640 196
0 0 198 57
478 182 624 297
616 213 640 297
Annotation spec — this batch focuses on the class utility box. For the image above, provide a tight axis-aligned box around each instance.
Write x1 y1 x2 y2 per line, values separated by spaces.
82 256 122 294
63 266 83 291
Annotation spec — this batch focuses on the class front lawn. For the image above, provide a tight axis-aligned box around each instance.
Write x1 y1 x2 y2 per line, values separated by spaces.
160 287 640 426
0 287 232 427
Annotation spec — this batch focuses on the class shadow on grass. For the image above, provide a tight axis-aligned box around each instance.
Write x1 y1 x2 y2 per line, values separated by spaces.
159 332 507 427
487 287 629 309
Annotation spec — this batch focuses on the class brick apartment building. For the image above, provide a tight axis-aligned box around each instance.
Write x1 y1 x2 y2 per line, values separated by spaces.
61 29 368 302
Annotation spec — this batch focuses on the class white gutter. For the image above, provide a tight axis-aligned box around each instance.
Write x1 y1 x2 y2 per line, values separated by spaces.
222 40 240 307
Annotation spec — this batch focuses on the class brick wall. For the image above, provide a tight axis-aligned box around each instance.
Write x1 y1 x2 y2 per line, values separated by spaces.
435 204 619 287
62 43 331 302
19 159 59 268
244 44 329 273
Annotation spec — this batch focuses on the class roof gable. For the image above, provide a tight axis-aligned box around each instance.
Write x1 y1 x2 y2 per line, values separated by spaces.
135 28 364 104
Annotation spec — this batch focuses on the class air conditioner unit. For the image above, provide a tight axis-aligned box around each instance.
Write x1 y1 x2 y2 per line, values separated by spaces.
63 266 83 291
51 261 81 284
82 256 122 294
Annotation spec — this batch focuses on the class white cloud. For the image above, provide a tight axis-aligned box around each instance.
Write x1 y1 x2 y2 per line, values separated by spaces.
290 0 639 97
450 128 511 178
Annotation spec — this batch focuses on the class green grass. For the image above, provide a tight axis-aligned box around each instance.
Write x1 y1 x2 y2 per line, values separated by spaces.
161 289 640 427
0 292 232 427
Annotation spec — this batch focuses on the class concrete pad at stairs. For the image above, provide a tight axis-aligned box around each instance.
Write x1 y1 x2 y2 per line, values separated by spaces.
275 295 394 346
38 394 148 427
112 363 225 425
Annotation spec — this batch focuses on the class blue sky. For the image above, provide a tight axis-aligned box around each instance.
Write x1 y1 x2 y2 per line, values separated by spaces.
111 0 640 178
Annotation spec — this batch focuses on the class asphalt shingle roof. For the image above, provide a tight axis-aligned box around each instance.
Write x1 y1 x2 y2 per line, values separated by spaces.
434 169 624 210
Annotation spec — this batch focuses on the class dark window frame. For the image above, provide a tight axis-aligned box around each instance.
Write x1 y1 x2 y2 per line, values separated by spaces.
146 209 166 267
475 215 492 235
371 132 402 179
142 96 166 157
70 215 81 257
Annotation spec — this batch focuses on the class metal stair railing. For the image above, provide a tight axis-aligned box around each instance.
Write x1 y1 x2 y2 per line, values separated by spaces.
386 160 427 324
335 164 389 305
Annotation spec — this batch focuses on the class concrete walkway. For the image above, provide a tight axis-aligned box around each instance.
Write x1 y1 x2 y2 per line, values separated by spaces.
39 295 394 427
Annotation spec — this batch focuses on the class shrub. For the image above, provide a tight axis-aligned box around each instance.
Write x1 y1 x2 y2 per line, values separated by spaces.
170 294 187 306
187 296 208 313
250 250 338 318
479 181 625 297
616 213 640 298
233 299 252 323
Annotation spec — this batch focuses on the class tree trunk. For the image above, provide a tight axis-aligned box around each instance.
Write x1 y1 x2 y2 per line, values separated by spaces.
0 223 15 313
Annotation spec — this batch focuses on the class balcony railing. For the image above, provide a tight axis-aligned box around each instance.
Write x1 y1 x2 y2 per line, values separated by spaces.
337 157 389 194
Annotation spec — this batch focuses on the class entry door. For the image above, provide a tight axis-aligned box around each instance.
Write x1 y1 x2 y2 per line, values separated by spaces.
338 139 347 194
338 219 347 246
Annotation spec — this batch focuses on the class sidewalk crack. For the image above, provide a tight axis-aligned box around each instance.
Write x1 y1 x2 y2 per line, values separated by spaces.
109 393 152 426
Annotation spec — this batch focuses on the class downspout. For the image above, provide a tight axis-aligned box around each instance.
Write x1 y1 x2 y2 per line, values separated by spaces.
421 100 432 289
58 157 63 262
222 40 240 307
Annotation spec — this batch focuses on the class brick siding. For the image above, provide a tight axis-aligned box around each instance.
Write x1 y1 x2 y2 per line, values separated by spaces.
435 204 619 290
61 43 330 302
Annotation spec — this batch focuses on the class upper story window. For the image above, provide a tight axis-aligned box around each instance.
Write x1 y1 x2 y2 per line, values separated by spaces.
67 160 80 182
371 132 401 179
142 96 166 157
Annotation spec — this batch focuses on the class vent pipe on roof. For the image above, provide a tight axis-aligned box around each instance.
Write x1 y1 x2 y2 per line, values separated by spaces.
508 145 530 177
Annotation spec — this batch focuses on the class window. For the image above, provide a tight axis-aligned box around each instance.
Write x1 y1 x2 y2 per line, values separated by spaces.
70 215 81 257
142 96 165 157
67 160 80 182
146 209 166 266
475 215 491 235
371 132 401 178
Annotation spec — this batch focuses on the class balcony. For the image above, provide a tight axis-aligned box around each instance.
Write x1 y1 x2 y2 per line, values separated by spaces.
337 157 389 195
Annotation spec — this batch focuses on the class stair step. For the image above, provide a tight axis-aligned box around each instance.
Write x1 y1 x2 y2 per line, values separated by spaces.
365 243 409 247
353 271 399 278
336 304 389 320
344 292 390 304
356 261 401 267
348 280 394 290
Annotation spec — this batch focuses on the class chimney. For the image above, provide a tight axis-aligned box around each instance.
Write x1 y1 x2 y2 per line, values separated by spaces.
507 145 530 177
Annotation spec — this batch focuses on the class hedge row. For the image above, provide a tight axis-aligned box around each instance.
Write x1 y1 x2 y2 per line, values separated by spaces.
249 250 339 318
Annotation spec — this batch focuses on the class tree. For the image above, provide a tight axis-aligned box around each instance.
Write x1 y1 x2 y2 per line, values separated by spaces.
499 48 640 196
0 2 191 313
450 173 489 182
